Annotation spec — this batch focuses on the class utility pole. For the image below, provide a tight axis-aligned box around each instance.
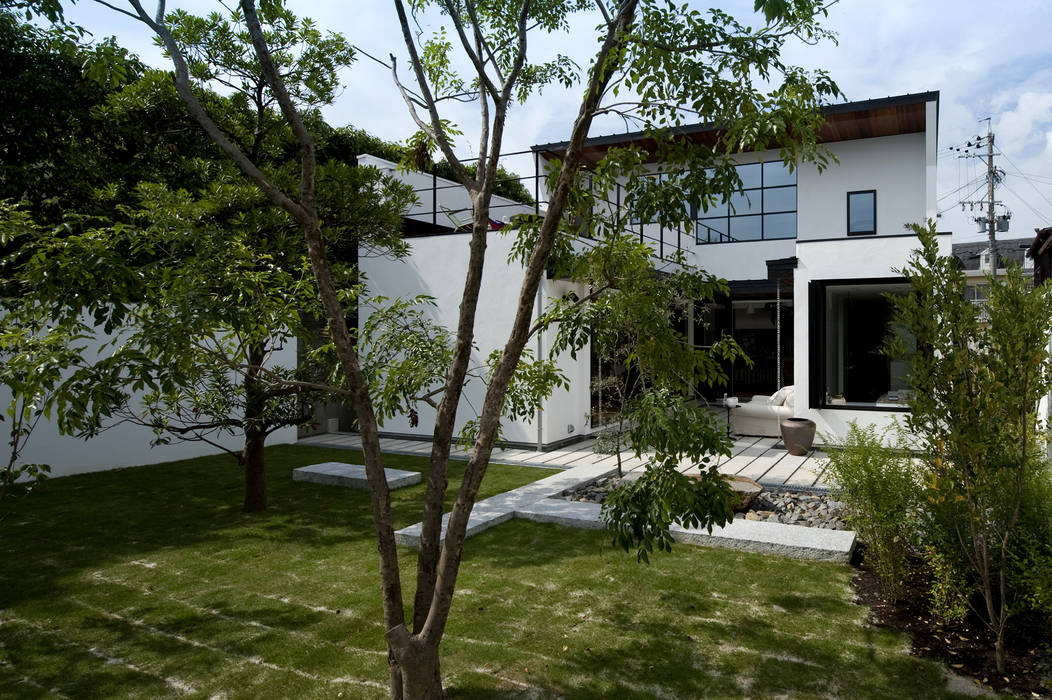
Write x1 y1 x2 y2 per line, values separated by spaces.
985 120 998 271
955 118 1006 272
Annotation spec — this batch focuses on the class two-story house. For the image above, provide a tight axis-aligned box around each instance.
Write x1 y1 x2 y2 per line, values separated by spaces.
360 91 948 448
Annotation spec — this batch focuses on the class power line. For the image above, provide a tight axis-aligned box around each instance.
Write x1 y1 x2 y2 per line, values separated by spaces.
938 181 987 216
995 148 1052 215
1001 181 1051 225
938 176 985 202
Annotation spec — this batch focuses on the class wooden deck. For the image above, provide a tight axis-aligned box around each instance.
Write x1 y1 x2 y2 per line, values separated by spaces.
298 432 831 490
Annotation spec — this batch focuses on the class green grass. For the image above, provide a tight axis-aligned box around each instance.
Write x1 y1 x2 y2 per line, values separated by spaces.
0 445 974 698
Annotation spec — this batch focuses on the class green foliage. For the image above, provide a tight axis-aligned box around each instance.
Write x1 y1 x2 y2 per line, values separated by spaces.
162 1 354 111
529 196 745 552
924 544 972 622
0 11 144 220
494 348 569 425
823 421 918 601
892 220 1052 668
529 176 744 545
602 458 733 563
454 349 569 450
356 295 453 427
623 2 839 148
1012 466 1052 623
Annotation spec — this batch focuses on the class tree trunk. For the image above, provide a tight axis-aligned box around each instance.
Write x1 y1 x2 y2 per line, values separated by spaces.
242 344 268 512
995 628 1006 674
242 427 267 512
389 636 444 699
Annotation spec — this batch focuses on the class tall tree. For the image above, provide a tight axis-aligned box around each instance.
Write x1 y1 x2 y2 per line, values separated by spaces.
94 0 838 695
0 11 144 220
0 8 412 511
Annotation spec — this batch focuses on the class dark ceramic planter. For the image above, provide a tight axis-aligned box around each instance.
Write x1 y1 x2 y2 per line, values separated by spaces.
780 417 816 456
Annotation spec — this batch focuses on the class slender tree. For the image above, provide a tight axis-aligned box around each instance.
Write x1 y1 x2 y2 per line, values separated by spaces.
892 221 1052 673
91 0 839 694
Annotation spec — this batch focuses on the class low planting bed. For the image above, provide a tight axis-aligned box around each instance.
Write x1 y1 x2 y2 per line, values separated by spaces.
556 475 852 530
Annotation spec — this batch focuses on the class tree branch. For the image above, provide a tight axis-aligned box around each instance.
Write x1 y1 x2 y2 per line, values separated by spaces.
527 282 613 338
392 0 476 188
237 0 317 214
438 0 502 101
106 0 307 223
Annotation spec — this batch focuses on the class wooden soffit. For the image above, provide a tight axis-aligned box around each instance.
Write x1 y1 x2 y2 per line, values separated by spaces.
533 92 938 166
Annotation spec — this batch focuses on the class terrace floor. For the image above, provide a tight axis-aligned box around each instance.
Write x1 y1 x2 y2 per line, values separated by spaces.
298 432 831 490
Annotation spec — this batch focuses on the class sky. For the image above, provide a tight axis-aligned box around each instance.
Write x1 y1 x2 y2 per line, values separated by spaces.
63 0 1052 245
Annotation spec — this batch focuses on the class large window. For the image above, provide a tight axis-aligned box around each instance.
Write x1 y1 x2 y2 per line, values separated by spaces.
809 279 913 410
694 295 793 399
847 190 876 235
696 161 797 244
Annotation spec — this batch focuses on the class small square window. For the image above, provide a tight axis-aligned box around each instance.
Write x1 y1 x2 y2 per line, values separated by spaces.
847 190 876 235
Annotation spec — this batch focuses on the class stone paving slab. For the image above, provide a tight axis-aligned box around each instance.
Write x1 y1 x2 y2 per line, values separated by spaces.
394 461 617 547
670 519 854 562
293 462 421 490
784 454 827 488
517 498 605 530
759 451 811 485
735 449 790 482
516 498 854 562
719 437 779 475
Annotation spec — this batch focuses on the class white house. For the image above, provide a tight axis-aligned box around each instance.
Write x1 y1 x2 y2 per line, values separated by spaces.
360 91 949 448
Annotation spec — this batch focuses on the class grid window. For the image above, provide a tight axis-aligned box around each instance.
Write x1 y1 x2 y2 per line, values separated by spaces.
695 160 797 244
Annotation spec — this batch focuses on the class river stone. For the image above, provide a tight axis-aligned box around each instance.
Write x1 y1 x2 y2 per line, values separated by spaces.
722 475 763 512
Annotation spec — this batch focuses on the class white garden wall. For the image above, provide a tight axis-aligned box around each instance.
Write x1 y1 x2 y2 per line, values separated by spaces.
1 331 298 478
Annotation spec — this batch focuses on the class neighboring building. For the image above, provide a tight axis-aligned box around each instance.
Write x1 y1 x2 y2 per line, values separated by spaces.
360 91 948 447
1027 226 1052 284
952 237 1035 322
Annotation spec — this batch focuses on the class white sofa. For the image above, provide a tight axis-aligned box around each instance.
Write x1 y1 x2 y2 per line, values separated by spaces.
730 386 795 437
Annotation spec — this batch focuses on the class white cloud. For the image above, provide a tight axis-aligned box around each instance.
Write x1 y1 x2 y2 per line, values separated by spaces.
65 0 1052 240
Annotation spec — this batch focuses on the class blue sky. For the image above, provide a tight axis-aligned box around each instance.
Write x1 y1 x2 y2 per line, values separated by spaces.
64 0 1052 244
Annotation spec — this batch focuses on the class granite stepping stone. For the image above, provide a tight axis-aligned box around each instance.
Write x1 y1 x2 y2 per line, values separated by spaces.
293 462 421 490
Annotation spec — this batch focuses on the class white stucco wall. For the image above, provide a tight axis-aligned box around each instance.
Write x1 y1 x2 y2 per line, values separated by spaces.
690 238 796 280
1 334 298 479
796 132 928 241
791 233 952 442
359 231 591 447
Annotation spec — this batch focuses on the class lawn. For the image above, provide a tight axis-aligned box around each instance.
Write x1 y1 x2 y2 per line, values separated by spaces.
0 444 977 698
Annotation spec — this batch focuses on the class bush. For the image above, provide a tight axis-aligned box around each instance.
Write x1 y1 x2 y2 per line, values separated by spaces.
1013 463 1052 624
824 421 918 601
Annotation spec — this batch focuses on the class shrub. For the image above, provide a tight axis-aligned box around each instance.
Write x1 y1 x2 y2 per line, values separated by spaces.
824 421 918 601
890 221 1052 672
1013 463 1052 624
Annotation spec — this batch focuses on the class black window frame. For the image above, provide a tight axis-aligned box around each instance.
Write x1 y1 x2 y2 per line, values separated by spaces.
695 160 797 245
847 189 877 236
808 277 912 412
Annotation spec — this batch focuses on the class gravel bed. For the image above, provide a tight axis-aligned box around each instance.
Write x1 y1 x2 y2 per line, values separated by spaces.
553 476 851 530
